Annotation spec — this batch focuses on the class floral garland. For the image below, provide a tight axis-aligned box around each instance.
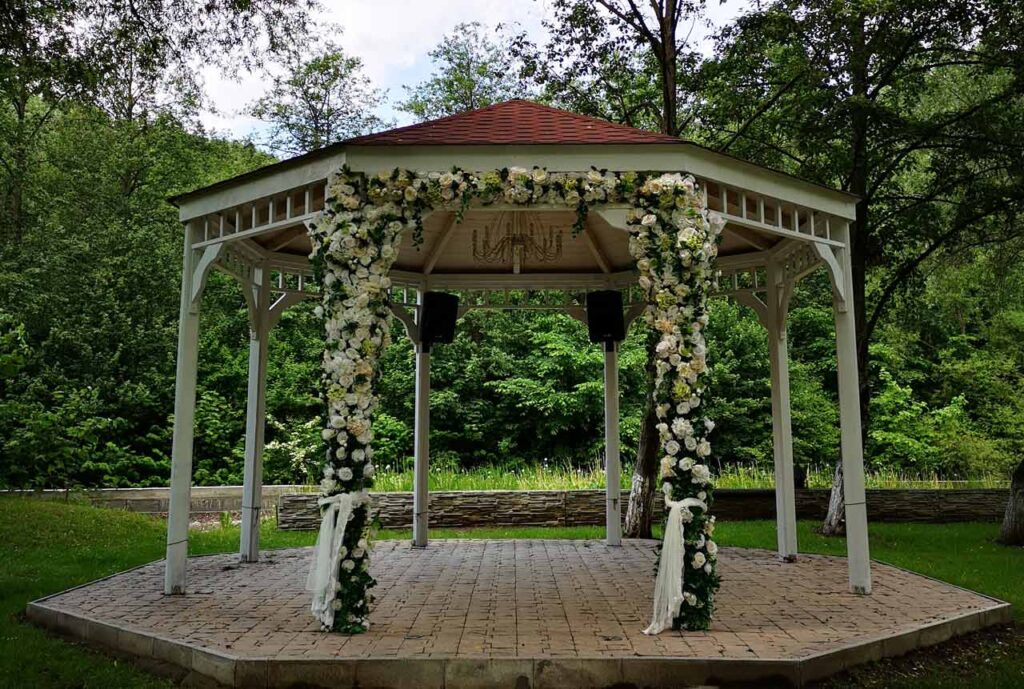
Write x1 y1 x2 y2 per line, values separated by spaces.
308 165 721 633
629 174 724 631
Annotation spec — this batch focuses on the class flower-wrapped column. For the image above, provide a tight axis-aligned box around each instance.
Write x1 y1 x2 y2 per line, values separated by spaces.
629 173 724 632
306 170 409 633
305 165 723 633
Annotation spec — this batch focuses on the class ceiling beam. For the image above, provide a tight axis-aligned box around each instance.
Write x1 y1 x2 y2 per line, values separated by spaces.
727 226 774 251
582 223 613 274
423 213 458 274
265 226 306 252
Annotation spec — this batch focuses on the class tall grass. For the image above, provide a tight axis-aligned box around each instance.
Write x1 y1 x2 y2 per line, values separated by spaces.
369 462 1009 492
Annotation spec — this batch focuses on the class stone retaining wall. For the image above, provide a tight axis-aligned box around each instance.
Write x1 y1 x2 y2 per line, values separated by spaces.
8 485 313 516
277 487 1010 530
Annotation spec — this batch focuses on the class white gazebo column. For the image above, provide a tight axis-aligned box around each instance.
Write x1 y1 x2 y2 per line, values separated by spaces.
604 341 622 546
164 226 207 595
240 264 270 562
831 224 872 594
413 340 431 547
766 263 798 561
411 288 431 548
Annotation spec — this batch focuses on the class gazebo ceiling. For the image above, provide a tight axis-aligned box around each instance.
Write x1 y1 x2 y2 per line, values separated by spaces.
254 208 783 277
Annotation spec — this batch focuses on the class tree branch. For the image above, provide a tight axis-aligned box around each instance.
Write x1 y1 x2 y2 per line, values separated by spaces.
717 69 804 152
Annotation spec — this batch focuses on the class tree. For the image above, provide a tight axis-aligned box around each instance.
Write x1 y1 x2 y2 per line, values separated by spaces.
399 22 532 121
0 0 312 244
516 0 704 135
525 0 705 538
0 0 92 243
1001 460 1024 545
697 0 1024 533
248 42 386 155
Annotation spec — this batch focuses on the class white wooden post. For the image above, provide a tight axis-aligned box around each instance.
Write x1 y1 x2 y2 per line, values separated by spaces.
164 225 202 595
413 340 430 547
240 264 270 563
766 262 798 561
604 342 622 546
832 223 872 594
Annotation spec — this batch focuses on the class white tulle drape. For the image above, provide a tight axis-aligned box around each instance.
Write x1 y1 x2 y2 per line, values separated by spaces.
307 492 358 629
643 496 707 635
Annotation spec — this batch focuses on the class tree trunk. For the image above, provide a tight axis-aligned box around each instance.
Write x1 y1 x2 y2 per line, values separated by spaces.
998 459 1024 546
623 391 659 538
624 334 659 538
658 1 678 136
821 459 845 535
823 10 871 536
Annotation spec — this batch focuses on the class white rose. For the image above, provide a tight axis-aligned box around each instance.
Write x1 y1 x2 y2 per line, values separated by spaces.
665 440 680 456
339 467 354 481
672 418 692 437
696 439 711 458
363 463 376 478
691 464 711 484
692 552 706 568
341 559 356 572
704 564 713 574
678 457 694 471
685 436 698 452
706 540 718 557
641 214 657 226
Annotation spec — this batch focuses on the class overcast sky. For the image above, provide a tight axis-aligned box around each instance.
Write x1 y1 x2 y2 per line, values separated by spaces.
199 0 748 142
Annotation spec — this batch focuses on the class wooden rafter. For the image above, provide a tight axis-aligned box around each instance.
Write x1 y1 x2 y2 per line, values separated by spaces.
423 213 458 274
582 223 613 274
728 225 774 251
265 226 306 252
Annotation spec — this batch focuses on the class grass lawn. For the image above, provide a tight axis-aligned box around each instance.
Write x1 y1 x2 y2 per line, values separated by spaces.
0 496 1021 688
364 463 1010 491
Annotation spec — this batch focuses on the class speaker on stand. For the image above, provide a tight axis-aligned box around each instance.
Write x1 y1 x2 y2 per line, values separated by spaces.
585 290 626 351
419 291 459 352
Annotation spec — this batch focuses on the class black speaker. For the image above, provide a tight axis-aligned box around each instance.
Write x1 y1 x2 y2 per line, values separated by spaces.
586 290 625 345
420 291 459 350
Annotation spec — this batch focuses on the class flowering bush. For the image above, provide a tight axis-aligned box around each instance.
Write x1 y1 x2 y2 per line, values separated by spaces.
308 165 721 633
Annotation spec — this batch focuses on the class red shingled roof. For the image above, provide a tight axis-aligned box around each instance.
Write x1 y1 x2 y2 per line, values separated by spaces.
343 100 682 146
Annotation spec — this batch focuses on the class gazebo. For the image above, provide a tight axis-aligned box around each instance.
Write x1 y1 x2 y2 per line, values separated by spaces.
165 100 869 596
28 101 1013 689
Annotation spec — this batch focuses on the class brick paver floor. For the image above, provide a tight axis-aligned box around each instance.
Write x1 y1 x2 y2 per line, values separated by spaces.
39 541 1001 660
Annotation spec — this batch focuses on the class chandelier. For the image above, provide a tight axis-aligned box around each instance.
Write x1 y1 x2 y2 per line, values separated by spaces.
472 212 563 274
